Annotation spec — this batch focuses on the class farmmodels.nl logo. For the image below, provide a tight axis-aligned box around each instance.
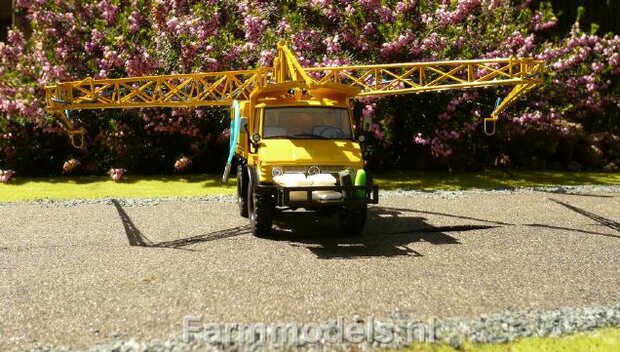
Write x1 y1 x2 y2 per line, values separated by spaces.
183 315 436 345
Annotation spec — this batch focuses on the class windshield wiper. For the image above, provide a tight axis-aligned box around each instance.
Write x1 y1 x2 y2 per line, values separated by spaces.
293 133 327 139
264 135 289 139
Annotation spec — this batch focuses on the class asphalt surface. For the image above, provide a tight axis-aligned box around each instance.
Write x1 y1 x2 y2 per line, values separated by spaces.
1 189 619 350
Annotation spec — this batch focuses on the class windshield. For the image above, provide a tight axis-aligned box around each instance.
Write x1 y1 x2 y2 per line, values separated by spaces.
262 107 352 140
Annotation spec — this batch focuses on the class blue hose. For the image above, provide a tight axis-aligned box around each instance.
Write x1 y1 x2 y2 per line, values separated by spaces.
228 100 241 164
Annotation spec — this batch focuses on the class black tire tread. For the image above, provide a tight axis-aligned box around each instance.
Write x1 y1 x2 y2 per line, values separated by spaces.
339 204 367 236
249 189 274 237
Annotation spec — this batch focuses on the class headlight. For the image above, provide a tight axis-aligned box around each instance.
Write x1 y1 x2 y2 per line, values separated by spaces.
271 167 283 177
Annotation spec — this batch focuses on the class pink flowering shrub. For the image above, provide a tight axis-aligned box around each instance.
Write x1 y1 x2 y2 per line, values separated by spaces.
108 167 126 182
0 0 618 174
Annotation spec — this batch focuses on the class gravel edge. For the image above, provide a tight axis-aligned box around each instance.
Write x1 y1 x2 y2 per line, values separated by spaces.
12 302 620 351
2 184 620 207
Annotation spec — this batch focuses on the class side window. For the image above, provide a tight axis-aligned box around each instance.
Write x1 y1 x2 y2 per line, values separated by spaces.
255 108 262 136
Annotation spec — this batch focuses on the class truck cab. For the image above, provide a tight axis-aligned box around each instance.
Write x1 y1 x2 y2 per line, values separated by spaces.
234 82 378 237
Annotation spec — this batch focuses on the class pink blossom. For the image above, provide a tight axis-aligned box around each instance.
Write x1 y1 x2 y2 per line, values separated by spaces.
414 133 430 145
97 0 118 25
0 169 15 183
109 168 126 182
63 159 81 174
174 156 192 172
371 123 384 141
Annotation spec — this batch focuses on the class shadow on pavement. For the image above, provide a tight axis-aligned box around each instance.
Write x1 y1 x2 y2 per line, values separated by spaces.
548 198 620 233
153 226 251 249
111 199 155 247
268 206 497 259
539 190 618 198
111 200 497 257
524 223 620 239
111 199 250 250
111 196 618 257
379 206 513 226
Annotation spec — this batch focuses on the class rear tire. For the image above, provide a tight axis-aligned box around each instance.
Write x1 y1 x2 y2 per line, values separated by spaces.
248 184 274 237
338 204 367 237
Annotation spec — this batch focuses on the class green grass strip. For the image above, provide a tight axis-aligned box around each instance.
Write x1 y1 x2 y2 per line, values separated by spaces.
0 174 236 202
403 326 620 351
0 170 618 202
374 170 620 191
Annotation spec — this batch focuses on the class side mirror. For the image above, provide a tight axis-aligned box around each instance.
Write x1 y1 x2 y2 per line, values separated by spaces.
352 101 370 136
240 117 249 132
252 133 261 143
362 116 372 132
247 132 261 154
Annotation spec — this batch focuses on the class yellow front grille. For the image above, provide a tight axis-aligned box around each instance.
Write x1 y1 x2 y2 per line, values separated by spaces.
282 165 347 174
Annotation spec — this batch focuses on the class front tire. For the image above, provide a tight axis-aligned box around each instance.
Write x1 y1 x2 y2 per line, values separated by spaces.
338 204 368 237
248 184 274 237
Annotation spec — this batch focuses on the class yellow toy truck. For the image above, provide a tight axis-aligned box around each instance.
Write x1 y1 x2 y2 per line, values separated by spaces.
45 42 544 237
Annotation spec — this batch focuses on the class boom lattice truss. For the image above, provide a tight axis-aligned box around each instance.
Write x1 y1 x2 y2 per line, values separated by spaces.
44 43 544 145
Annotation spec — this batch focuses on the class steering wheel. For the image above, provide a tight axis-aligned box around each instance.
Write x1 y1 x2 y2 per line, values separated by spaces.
312 126 345 138
318 126 346 138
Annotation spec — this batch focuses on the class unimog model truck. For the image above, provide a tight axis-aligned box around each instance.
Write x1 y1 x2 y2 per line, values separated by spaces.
45 42 544 237
227 82 377 237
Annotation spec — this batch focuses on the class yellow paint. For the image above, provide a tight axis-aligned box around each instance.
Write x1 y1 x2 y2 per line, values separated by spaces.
257 139 363 182
44 41 544 177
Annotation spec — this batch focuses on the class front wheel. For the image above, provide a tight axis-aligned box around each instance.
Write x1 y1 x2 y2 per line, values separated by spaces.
338 204 368 237
248 185 274 237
